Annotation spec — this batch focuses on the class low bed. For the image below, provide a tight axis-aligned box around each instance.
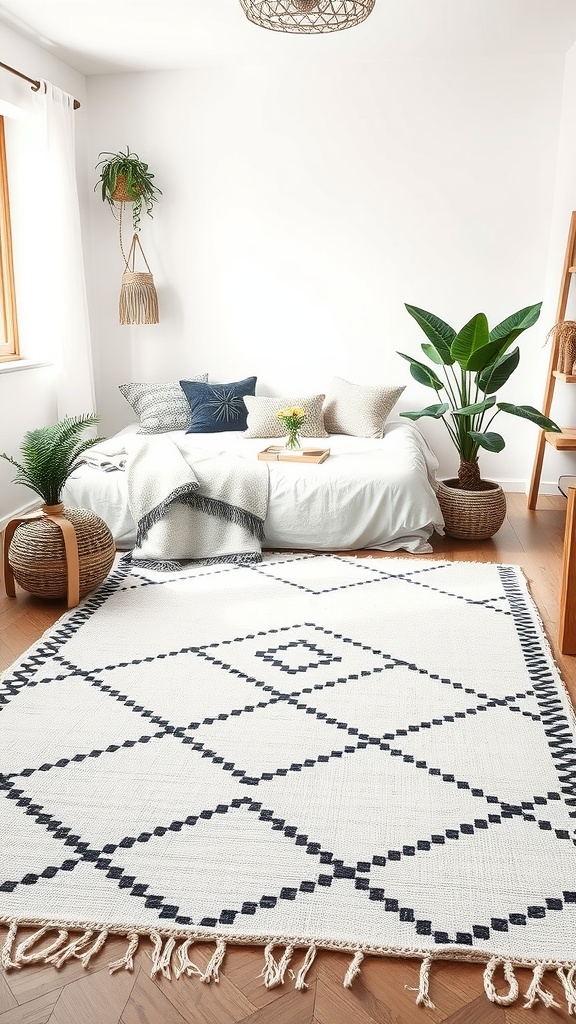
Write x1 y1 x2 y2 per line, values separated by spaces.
62 419 444 555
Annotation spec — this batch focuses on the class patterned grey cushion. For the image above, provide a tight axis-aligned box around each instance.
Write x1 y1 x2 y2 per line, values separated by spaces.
119 376 208 434
243 394 329 438
323 376 405 438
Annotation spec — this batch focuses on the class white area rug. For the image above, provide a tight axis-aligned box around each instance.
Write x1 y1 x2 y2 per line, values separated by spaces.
2 553 576 1008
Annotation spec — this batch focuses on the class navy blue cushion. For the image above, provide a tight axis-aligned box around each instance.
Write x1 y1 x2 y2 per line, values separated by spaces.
180 377 257 433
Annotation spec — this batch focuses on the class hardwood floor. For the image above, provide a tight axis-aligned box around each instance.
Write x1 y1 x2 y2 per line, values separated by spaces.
0 490 573 1024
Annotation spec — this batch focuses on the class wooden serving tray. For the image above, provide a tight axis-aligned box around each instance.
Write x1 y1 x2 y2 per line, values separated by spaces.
258 446 330 464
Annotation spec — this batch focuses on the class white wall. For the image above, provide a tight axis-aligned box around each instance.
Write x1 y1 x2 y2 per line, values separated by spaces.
529 39 576 495
86 55 565 488
0 24 87 525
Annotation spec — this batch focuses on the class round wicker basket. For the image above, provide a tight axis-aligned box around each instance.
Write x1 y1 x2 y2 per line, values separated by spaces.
437 479 507 541
8 507 115 600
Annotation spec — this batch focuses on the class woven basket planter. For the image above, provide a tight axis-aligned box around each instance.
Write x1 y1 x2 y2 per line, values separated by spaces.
111 174 140 203
437 479 507 541
6 506 115 603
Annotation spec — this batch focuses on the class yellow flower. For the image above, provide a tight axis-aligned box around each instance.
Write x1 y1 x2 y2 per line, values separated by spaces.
276 407 305 419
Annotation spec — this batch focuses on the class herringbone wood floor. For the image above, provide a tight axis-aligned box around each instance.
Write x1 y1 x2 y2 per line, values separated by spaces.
0 491 574 1024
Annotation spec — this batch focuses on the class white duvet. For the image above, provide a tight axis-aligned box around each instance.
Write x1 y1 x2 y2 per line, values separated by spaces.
62 420 444 554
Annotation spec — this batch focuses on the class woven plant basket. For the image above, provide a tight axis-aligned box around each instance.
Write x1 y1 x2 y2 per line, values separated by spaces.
437 479 507 541
111 174 140 203
8 506 115 600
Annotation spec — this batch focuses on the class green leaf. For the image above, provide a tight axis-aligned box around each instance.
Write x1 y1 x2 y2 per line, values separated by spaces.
476 347 520 394
450 313 490 368
421 342 445 365
400 403 449 420
468 430 506 453
489 303 542 349
453 396 497 417
496 403 561 431
466 339 509 372
405 305 455 364
397 352 444 390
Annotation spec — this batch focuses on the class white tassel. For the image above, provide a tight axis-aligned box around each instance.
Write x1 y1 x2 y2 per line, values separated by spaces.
13 927 68 966
149 933 176 980
175 938 203 980
557 966 576 1014
483 957 519 1006
523 963 560 1009
200 938 226 984
79 930 109 968
1 921 20 970
109 932 140 974
343 950 364 990
46 930 96 968
260 942 294 988
294 944 317 991
415 955 436 1009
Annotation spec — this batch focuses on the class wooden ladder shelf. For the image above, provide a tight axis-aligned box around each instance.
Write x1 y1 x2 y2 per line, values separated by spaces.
528 210 576 508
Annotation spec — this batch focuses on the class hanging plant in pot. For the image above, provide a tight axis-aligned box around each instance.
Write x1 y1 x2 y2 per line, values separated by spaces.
397 302 561 540
94 147 162 326
95 146 162 232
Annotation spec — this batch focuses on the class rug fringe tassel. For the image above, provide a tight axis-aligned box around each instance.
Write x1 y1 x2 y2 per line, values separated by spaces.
343 949 364 989
523 963 560 1009
1 920 20 970
150 932 176 980
557 967 576 1014
483 957 519 1006
175 938 203 980
260 942 295 988
14 927 68 966
405 955 436 1008
200 938 227 983
109 932 139 974
46 929 109 969
294 944 317 991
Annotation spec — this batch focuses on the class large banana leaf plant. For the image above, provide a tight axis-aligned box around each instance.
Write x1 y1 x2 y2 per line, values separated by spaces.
398 302 561 491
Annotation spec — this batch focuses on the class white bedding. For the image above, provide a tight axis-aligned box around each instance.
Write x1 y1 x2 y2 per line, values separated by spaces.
62 420 444 554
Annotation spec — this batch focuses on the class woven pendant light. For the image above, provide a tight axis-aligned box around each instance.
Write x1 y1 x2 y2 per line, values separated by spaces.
239 0 375 33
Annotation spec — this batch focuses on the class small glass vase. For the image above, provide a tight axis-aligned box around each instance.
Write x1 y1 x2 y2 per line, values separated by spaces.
285 430 302 451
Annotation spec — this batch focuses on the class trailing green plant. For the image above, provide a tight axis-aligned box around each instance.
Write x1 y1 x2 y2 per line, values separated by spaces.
397 302 561 491
1 415 103 506
95 146 161 231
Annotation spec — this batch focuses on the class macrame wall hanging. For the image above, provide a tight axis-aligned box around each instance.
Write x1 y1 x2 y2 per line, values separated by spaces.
119 230 160 326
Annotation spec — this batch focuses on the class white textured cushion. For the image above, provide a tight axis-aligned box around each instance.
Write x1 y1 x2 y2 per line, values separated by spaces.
119 376 208 434
323 377 405 438
243 394 329 438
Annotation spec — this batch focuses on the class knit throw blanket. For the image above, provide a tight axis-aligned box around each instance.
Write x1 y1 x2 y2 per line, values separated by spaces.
126 437 269 567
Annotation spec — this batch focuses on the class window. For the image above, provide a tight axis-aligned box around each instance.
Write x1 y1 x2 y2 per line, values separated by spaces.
0 116 19 362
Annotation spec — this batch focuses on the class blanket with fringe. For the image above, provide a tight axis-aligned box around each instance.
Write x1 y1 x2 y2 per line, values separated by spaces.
126 437 269 566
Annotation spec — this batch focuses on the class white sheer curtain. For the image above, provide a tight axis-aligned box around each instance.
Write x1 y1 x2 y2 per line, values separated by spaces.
33 82 95 418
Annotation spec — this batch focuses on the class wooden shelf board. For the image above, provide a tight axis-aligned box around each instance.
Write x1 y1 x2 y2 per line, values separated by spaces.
546 428 576 450
553 371 576 383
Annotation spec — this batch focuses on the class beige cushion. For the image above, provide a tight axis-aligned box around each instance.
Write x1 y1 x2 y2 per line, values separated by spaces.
243 394 329 438
323 376 405 438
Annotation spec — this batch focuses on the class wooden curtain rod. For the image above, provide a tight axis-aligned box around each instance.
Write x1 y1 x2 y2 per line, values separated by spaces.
0 60 81 109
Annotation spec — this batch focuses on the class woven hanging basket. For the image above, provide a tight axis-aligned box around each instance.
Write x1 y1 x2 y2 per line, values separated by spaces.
437 479 507 541
119 233 159 325
8 506 115 600
111 173 140 203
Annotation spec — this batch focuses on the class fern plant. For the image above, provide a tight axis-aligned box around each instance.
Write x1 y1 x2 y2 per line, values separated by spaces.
0 415 103 506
